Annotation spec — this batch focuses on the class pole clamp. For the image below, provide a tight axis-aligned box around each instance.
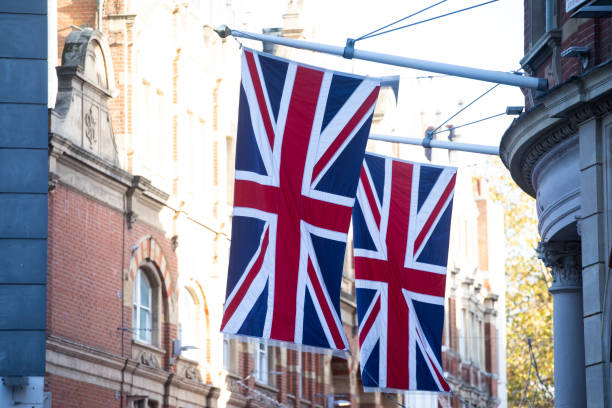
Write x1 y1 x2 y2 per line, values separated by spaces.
343 38 355 59
422 129 434 148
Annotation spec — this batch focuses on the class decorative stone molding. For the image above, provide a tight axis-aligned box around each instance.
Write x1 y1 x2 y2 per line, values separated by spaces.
537 241 582 292
126 210 138 229
170 235 179 252
183 365 202 382
519 120 577 197
138 350 162 369
500 61 612 198
48 172 61 192
84 105 98 149
128 235 178 301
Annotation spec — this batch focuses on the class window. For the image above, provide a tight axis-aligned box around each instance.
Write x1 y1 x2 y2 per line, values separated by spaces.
133 269 153 343
132 398 158 408
223 338 231 370
254 343 268 384
178 288 199 360
531 0 546 45
470 311 476 362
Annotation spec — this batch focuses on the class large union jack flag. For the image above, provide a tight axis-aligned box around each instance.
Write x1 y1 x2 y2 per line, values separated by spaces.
353 153 456 392
221 49 380 352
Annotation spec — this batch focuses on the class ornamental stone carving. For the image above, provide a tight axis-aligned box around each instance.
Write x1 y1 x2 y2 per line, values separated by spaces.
137 350 161 369
537 241 582 292
84 105 98 149
184 365 202 382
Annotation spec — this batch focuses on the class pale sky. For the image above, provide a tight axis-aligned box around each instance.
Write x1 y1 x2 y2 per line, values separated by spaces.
229 0 525 154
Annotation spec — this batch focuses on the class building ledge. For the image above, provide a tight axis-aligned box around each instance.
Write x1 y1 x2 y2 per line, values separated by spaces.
520 30 561 74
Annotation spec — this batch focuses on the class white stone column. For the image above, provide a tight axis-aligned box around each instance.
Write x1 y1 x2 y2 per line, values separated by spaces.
538 241 586 408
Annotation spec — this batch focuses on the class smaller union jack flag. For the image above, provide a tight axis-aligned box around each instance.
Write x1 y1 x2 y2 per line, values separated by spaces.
353 153 456 392
221 49 380 353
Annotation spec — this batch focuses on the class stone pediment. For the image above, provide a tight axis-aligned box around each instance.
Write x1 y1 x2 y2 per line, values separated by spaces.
50 28 119 166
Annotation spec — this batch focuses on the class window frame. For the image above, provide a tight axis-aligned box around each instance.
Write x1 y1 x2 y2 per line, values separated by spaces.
178 287 201 361
133 268 153 344
223 338 231 370
132 266 162 347
254 343 269 384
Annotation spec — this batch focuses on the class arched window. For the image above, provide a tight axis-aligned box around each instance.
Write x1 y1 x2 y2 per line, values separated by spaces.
134 268 153 344
178 287 200 361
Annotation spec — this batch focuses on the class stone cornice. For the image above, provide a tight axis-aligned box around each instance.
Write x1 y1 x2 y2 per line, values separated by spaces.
50 133 132 187
46 335 219 400
500 61 612 197
47 334 127 374
50 134 173 217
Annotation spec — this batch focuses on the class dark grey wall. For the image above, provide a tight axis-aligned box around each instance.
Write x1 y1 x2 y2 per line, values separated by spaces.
0 0 48 376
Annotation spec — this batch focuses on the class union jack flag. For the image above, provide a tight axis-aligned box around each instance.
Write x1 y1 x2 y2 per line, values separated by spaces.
221 49 380 352
353 153 456 392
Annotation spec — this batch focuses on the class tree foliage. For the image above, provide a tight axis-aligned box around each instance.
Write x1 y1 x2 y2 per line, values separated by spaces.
478 159 554 407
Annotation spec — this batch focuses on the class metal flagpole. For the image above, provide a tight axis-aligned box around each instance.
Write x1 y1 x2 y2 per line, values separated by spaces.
369 133 499 155
214 25 548 91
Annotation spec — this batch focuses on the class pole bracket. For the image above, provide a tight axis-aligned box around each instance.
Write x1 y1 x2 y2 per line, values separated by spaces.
343 38 355 59
422 129 434 148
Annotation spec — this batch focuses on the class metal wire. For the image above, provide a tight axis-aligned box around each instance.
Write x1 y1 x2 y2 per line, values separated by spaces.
528 337 553 400
356 0 500 41
432 112 505 135
355 0 448 41
518 344 533 408
432 83 499 133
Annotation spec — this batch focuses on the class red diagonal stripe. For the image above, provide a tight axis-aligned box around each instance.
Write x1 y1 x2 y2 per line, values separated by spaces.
221 228 270 330
413 173 456 256
311 87 380 182
424 347 451 391
360 168 381 227
359 294 381 347
244 50 275 150
233 179 279 214
414 317 450 391
306 258 345 349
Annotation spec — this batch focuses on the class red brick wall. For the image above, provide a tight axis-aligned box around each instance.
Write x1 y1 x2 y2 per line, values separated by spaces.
45 372 118 408
47 185 124 355
57 0 97 64
484 322 498 375
524 3 612 81
48 185 178 357
476 199 489 272
448 298 457 351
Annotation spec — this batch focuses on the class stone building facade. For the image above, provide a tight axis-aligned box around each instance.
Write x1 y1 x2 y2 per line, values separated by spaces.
501 1 612 407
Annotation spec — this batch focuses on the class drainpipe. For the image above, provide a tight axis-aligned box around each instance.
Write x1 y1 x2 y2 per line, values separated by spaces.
96 0 104 31
164 373 175 407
